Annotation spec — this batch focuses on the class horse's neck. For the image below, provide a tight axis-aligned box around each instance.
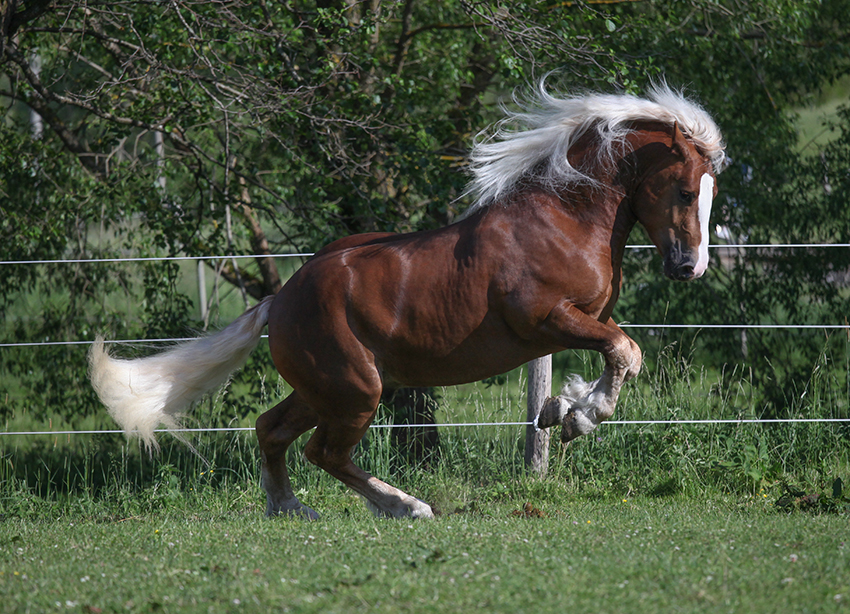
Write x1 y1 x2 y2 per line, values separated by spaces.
557 180 637 264
562 136 638 246
608 196 637 270
496 184 636 272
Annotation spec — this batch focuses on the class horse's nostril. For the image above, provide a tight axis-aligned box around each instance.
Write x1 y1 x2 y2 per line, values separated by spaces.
665 258 696 281
671 265 695 281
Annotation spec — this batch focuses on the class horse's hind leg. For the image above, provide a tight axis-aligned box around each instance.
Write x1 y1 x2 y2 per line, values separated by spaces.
304 414 434 519
255 392 319 519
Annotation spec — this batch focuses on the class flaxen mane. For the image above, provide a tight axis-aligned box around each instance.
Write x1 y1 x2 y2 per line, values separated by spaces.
465 83 726 211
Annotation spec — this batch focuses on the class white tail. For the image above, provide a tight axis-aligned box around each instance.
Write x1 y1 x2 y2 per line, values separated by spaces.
88 296 275 450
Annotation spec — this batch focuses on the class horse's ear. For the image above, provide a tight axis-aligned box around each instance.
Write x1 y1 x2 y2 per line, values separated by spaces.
670 121 691 159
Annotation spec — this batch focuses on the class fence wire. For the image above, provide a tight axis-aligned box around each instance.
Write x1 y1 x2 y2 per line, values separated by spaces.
4 322 850 349
3 243 849 436
1 243 849 266
3 418 850 438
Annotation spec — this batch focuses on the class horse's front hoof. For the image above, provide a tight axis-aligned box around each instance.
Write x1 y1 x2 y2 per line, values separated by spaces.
536 396 567 429
560 410 595 444
560 412 581 443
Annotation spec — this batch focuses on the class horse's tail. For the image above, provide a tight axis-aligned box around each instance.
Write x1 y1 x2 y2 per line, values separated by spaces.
88 295 276 451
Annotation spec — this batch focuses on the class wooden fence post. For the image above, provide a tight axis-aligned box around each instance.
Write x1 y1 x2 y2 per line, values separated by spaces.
524 355 552 476
197 260 208 324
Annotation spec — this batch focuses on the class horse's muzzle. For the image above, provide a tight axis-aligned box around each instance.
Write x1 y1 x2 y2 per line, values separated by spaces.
663 252 701 281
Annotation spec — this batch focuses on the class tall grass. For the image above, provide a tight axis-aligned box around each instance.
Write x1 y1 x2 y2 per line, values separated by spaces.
551 337 850 498
2 338 848 519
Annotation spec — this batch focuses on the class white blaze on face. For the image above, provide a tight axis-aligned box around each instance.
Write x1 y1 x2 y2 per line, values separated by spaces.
694 172 714 277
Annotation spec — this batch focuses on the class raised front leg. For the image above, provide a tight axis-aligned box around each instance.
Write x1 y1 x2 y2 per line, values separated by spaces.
533 307 642 442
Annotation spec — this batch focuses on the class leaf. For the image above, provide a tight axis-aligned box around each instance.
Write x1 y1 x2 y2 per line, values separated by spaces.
832 477 843 499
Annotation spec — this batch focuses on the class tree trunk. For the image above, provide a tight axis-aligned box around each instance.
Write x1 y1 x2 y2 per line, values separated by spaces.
385 387 440 469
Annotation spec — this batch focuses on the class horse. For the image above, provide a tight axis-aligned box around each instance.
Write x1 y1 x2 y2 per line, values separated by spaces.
89 83 725 520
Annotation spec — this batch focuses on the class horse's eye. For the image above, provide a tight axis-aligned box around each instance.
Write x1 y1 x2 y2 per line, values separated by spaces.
678 190 695 203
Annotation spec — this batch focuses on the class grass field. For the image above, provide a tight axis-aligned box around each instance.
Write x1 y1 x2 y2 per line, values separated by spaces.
2 348 849 613
2 486 849 614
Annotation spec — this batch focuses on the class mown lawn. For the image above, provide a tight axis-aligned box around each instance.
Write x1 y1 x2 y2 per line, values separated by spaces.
2 489 847 614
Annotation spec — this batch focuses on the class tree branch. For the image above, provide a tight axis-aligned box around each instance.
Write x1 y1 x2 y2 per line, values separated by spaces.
4 46 109 179
7 0 52 38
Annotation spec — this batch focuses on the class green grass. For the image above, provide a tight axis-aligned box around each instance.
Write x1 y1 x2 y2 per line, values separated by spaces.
1 341 848 613
1 489 848 614
2 343 848 505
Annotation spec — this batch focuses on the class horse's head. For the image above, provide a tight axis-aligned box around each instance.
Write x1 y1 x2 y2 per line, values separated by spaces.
631 123 718 281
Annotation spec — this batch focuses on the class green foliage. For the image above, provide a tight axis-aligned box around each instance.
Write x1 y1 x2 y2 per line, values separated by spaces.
610 0 850 413
1 1 849 440
775 477 850 513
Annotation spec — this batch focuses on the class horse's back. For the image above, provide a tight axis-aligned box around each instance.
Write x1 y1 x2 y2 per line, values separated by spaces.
268 219 522 386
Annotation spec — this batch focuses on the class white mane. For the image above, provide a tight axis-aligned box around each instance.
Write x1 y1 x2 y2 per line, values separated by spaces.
465 83 726 211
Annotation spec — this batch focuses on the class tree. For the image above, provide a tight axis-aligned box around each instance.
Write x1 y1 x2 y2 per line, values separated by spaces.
2 0 849 426
1 1 635 293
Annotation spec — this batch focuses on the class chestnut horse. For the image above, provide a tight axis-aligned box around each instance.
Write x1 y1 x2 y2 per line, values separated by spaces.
90 85 725 519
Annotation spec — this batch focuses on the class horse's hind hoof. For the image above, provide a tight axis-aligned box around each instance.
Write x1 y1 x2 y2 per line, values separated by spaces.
266 499 320 521
536 396 567 429
409 498 435 519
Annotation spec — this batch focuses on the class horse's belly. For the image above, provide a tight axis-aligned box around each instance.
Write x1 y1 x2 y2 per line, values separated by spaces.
376 325 554 388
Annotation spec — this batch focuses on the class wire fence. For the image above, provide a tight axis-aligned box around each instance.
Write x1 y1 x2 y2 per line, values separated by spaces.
4 418 850 439
4 322 850 349
1 242 849 267
3 243 849 437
